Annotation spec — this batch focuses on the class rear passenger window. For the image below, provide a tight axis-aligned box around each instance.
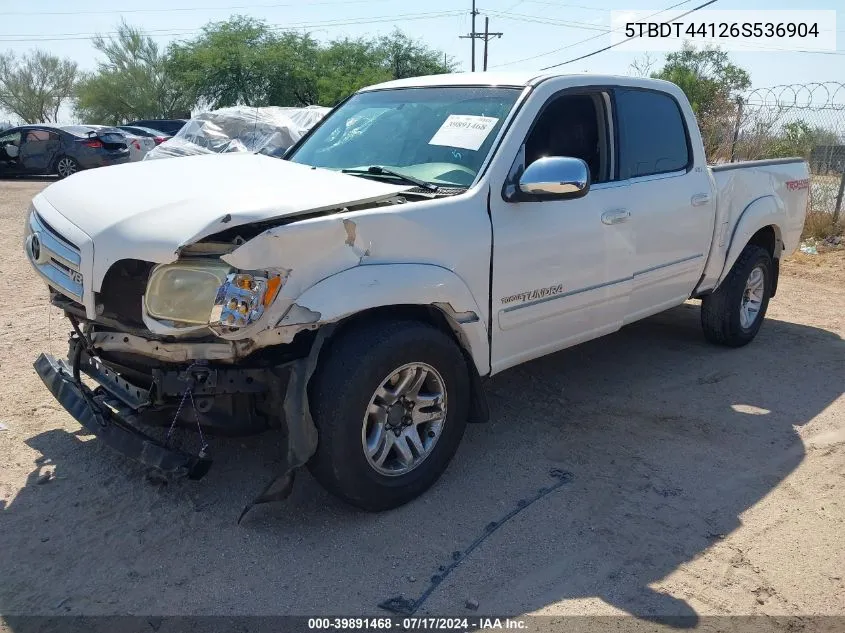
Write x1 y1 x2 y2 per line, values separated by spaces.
26 130 51 142
616 89 690 179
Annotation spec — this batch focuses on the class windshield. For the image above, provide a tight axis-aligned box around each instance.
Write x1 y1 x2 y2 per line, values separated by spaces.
288 86 522 188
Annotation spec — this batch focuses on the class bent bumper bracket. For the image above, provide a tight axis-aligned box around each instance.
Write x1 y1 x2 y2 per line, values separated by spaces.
33 353 212 479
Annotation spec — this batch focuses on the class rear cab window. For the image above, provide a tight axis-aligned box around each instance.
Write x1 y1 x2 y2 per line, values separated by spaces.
615 88 691 179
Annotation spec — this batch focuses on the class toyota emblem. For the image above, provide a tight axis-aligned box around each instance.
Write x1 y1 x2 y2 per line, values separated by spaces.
29 232 44 263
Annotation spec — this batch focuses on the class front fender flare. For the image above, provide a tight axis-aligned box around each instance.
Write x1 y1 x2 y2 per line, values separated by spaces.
277 263 491 376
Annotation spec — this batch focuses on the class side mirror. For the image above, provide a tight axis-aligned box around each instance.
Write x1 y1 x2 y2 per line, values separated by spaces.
518 156 590 200
6 144 18 158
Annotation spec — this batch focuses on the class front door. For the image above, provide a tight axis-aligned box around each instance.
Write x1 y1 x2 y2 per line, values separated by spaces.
0 129 22 170
489 90 634 373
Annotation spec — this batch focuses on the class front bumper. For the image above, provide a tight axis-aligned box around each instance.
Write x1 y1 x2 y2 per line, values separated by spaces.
34 352 212 479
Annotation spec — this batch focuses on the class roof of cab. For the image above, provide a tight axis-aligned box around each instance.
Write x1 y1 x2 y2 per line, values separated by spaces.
359 72 550 91
358 72 677 93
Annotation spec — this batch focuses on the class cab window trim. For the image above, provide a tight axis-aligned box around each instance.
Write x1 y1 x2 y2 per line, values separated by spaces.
614 87 694 181
501 85 619 203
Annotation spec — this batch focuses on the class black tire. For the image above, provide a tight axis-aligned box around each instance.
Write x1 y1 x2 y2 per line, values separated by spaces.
54 156 80 179
308 319 470 511
701 244 773 347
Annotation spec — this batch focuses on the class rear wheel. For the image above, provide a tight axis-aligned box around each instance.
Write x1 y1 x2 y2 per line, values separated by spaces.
55 156 79 179
701 244 773 347
308 319 470 510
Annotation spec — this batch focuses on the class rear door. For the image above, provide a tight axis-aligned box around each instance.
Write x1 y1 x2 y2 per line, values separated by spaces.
19 129 62 173
614 88 716 322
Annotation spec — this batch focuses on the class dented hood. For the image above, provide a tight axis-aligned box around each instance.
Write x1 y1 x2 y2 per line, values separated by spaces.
38 152 411 268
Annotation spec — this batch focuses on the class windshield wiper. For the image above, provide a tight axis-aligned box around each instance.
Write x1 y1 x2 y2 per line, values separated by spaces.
341 165 438 192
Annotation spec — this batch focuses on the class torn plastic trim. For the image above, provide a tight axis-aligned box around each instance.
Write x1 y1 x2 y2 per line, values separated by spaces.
238 324 335 522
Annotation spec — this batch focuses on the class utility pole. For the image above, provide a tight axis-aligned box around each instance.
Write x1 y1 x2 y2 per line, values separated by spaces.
482 17 503 71
458 0 480 71
460 8 502 72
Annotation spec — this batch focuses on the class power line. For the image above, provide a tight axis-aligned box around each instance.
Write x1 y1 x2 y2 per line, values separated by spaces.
486 10 608 32
0 10 465 42
541 0 720 69
540 0 845 68
492 0 694 68
0 0 392 17
519 0 613 11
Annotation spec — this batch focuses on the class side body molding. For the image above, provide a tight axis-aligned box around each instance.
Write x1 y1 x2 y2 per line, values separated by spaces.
278 263 491 376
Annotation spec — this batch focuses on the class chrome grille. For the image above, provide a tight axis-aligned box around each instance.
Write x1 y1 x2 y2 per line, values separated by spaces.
25 210 84 301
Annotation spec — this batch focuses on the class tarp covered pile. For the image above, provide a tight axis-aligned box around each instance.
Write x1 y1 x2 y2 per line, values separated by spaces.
144 105 331 160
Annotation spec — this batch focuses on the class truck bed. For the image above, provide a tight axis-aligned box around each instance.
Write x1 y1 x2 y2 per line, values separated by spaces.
696 157 809 294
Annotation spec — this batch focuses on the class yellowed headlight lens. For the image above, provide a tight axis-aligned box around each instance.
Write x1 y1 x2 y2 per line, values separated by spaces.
144 261 232 325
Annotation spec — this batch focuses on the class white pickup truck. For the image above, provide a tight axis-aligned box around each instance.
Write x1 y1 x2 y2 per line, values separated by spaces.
26 73 809 511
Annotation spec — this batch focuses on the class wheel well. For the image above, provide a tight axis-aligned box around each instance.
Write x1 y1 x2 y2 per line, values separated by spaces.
326 304 490 423
333 304 470 357
746 225 780 296
748 225 777 259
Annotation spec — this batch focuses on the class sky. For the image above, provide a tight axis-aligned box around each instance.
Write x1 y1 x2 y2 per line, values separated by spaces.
1 0 843 122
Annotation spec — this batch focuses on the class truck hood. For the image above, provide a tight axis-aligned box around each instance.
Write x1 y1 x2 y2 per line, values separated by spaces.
38 152 411 267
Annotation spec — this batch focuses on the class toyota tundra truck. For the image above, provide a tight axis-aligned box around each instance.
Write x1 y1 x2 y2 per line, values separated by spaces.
24 73 809 511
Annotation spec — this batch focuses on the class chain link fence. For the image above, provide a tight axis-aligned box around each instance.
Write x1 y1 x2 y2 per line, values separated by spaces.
703 82 845 225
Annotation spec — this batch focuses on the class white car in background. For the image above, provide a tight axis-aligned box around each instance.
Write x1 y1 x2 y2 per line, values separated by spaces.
83 125 155 162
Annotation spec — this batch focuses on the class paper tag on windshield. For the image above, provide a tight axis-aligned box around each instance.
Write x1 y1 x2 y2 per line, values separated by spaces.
428 115 499 151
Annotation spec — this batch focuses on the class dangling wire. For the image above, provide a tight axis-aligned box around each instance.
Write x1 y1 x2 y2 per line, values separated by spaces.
186 388 209 458
165 362 197 445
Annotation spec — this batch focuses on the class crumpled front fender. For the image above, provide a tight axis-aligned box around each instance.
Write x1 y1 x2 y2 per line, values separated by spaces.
275 263 491 376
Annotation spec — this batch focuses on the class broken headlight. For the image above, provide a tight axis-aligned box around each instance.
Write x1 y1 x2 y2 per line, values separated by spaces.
144 262 282 330
208 273 282 331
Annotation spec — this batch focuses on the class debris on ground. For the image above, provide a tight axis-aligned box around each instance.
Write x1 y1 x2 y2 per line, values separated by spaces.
36 472 53 485
465 598 480 611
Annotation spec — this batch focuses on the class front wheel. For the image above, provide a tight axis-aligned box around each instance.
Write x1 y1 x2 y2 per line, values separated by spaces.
701 244 773 347
308 319 470 510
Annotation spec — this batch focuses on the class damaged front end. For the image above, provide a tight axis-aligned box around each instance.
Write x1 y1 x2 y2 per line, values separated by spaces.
33 310 333 510
26 206 382 513
24 161 461 514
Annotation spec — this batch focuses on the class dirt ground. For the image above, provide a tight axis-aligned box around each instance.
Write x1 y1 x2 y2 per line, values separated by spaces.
1 179 843 625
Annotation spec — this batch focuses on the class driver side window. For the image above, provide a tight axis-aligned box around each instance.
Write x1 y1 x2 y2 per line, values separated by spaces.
523 92 611 184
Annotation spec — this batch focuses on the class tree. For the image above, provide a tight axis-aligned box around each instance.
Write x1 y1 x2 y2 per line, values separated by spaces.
167 16 320 109
167 18 456 109
652 44 750 160
628 53 658 78
0 50 78 123
315 30 455 106
768 121 840 159
376 30 455 81
653 44 750 115
316 38 391 106
75 21 192 124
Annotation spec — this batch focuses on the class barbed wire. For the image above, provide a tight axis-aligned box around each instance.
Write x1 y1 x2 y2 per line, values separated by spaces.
741 82 845 111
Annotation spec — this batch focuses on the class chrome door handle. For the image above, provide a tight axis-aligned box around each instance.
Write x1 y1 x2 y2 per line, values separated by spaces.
691 193 711 207
601 209 631 225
